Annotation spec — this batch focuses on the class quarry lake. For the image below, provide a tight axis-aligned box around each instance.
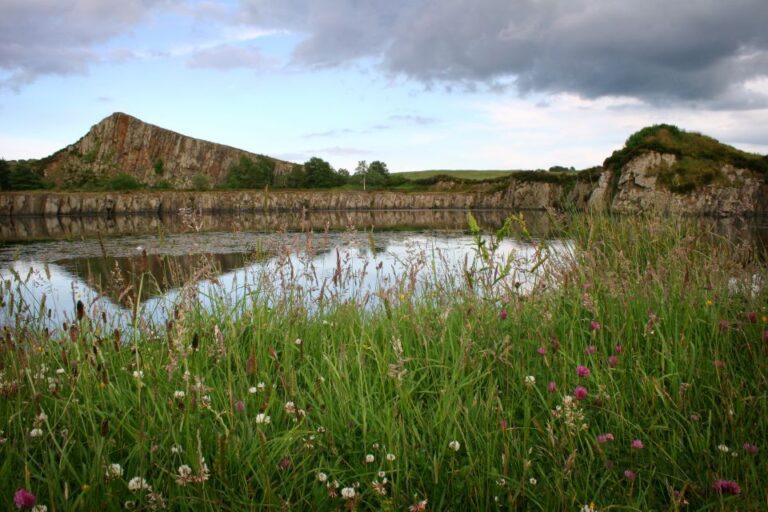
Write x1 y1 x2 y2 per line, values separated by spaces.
1 209 766 330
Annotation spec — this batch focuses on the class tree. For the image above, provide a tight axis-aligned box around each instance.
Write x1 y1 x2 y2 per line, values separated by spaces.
8 161 46 190
302 157 346 188
0 159 10 190
224 156 275 189
365 160 390 187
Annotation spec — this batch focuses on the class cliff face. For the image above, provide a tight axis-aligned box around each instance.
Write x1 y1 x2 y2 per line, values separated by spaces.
42 113 295 189
608 152 768 216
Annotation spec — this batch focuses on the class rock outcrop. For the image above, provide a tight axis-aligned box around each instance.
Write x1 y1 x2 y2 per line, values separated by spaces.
41 113 295 189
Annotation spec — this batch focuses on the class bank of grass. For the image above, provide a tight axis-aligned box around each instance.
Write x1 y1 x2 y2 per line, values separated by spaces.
1 215 767 511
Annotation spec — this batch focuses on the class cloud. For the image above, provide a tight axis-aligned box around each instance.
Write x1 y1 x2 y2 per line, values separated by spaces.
302 112 438 138
0 0 175 88
388 114 438 125
237 0 768 105
277 146 372 163
187 44 273 70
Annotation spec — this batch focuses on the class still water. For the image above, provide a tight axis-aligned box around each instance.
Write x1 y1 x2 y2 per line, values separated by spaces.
0 210 568 329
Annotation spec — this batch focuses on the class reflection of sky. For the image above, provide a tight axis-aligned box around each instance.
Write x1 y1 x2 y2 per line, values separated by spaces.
1 233 573 330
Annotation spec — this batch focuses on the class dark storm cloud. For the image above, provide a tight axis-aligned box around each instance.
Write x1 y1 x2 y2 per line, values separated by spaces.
0 0 174 88
239 0 768 104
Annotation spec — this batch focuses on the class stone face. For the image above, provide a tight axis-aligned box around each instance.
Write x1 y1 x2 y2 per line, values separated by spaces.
42 112 295 189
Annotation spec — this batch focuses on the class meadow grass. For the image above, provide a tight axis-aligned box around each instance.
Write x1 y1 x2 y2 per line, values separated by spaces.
1 214 767 511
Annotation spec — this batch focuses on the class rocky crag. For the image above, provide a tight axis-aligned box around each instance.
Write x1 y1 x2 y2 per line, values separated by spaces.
39 112 294 189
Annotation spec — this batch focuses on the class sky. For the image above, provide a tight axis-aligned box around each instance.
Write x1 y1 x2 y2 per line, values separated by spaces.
1 0 767 173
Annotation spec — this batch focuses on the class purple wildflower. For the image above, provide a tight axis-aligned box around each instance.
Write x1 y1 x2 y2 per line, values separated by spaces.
607 355 619 367
577 365 591 378
499 309 508 320
743 443 759 455
614 344 623 354
574 386 588 400
623 469 637 481
13 489 36 509
585 345 597 355
590 320 601 332
597 433 614 443
547 381 556 393
631 439 644 450
747 311 757 323
536 347 546 356
235 400 245 413
712 479 741 495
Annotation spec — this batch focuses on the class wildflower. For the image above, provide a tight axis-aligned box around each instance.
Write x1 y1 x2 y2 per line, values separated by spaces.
597 433 614 444
14 489 36 509
386 453 396 461
284 402 296 415
607 355 619 367
278 457 291 470
529 477 537 486
448 440 461 451
550 337 561 351
585 345 597 354
409 499 428 512
747 311 757 323
705 299 713 306
235 400 245 413
175 465 193 486
547 381 556 393
170 444 183 454
55 368 65 375
173 391 185 399
106 463 124 480
614 344 623 353
317 426 327 434
577 365 591 378
712 479 741 495
32 506 47 512
248 387 258 394
743 443 759 454
580 503 597 512
524 375 536 387
631 439 644 450
132 371 143 380
257 382 266 391
340 487 356 499
714 360 725 369
372 479 387 496
255 413 271 425
499 309 508 320
127 477 150 492
623 469 637 481
690 414 700 422
717 444 730 453
364 454 375 464
573 386 588 401
29 428 43 438
536 347 546 356
294 338 302 346
590 320 601 331
317 472 328 483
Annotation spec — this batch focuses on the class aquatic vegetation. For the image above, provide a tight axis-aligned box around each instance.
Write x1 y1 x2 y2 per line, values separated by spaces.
0 214 766 510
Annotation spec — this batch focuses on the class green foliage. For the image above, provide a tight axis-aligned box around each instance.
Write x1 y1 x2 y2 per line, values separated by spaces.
301 157 347 188
223 156 275 189
190 173 211 191
7 160 49 190
0 159 10 190
62 166 105 191
106 172 143 191
154 158 165 176
151 179 174 190
604 124 768 192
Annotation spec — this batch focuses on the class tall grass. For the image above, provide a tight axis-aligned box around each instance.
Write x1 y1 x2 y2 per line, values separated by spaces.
0 214 766 511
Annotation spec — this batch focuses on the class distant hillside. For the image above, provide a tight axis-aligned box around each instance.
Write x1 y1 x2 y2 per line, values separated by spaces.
37 113 296 190
604 124 768 192
397 170 520 181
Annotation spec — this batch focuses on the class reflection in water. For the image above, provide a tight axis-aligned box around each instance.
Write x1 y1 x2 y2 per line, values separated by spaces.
0 231 571 330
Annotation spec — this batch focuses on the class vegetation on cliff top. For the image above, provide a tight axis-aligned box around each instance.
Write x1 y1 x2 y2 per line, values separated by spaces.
604 124 768 193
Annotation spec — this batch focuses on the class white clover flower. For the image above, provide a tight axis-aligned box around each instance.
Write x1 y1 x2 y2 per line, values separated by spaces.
106 463 124 479
170 444 183 454
529 477 537 486
32 506 48 512
56 368 66 375
294 338 303 346
284 401 296 414
378 471 386 478
177 465 193 478
173 390 185 399
201 395 211 403
132 371 143 379
30 428 43 438
127 477 150 492
255 413 271 425
524 375 536 387
448 440 461 451
340 487 356 499
37 411 48 422
364 454 375 463
386 453 396 461
257 382 266 391
317 472 328 483
248 386 258 394
718 444 730 453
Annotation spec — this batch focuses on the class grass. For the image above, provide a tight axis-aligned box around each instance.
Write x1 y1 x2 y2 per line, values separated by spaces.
1 214 767 511
396 170 520 181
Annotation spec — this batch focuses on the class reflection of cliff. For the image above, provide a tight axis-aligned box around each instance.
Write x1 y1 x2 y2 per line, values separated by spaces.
0 209 557 242
57 253 254 303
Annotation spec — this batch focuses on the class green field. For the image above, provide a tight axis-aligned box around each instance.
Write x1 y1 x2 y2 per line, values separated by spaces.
396 169 522 181
1 214 767 510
